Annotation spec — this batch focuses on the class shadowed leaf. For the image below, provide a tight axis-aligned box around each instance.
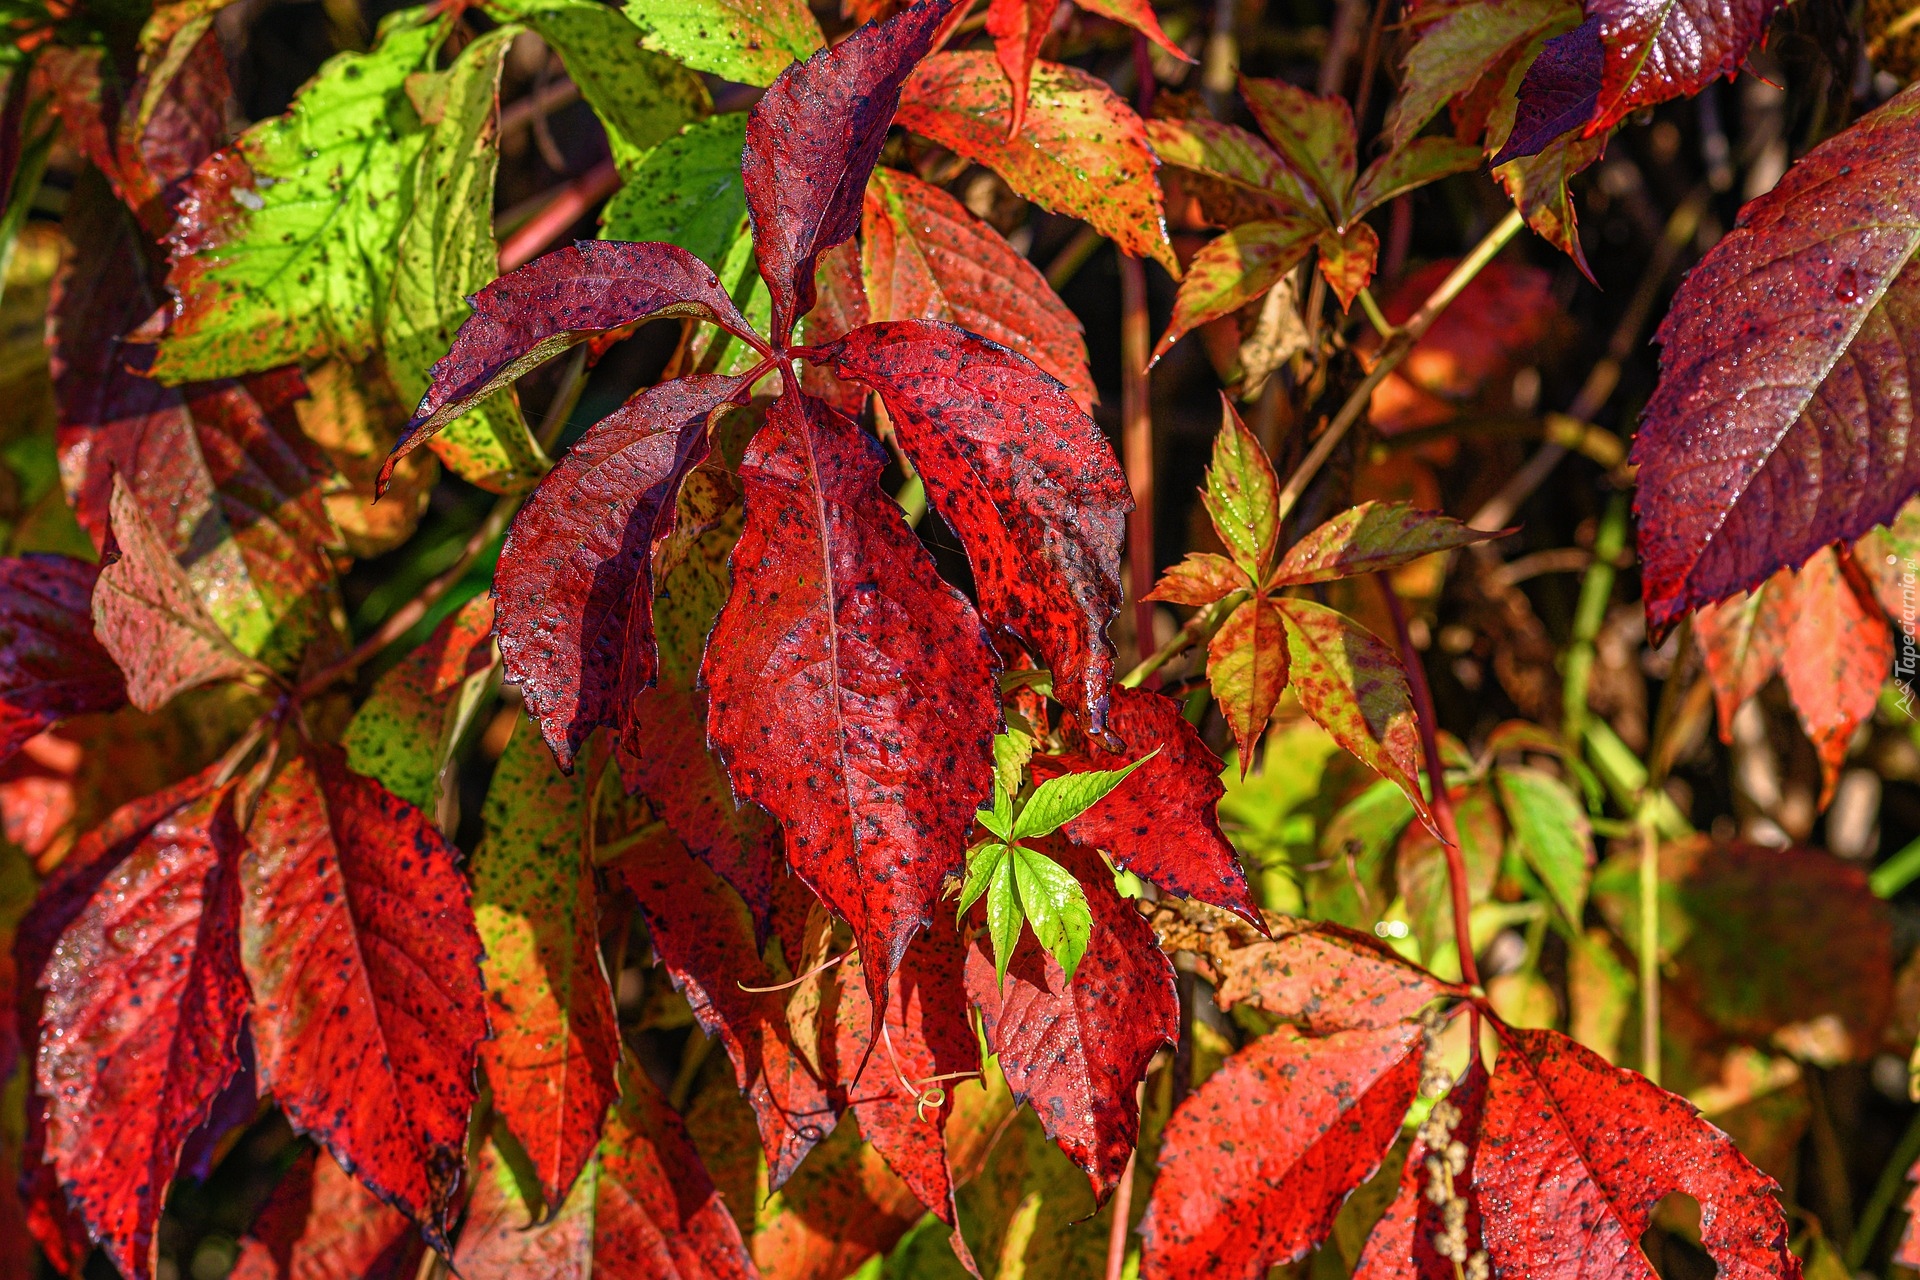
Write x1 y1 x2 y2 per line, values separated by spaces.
0 556 125 766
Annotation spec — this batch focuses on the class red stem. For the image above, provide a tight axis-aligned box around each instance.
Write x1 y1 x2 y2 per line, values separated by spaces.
1105 1149 1137 1280
1120 253 1156 671
498 158 619 272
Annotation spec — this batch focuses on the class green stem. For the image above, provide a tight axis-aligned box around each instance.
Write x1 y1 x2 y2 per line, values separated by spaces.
1563 490 1630 747
1849 1103 1920 1269
1871 833 1920 899
1636 813 1660 1084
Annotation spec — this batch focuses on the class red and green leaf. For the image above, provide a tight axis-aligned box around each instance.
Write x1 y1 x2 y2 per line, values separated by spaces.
0 557 125 765
1268 501 1501 587
1207 596 1288 769
1156 219 1318 361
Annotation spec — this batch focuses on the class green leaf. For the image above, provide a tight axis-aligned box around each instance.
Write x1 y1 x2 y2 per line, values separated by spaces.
1011 749 1157 841
959 840 1010 916
1350 136 1484 219
685 222 772 376
152 10 440 382
1202 397 1283 579
1383 0 1575 151
986 851 1021 987
1206 595 1288 770
621 0 824 87
600 114 748 271
1494 765 1594 924
1009 844 1092 984
1153 218 1318 363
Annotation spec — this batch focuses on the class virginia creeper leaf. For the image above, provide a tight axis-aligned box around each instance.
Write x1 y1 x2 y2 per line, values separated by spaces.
1211 915 1458 1032
1315 223 1378 310
600 114 749 271
1350 1062 1487 1280
494 372 754 768
823 320 1128 733
37 785 246 1280
741 0 955 344
0 556 125 765
965 839 1177 1199
1137 1021 1425 1280
1493 766 1592 925
1207 595 1288 769
1632 89 1920 633
1006 843 1093 983
1012 751 1154 841
984 0 1053 140
1202 396 1281 579
1268 501 1501 587
1155 219 1318 362
1029 685 1262 925
239 744 488 1247
1586 0 1785 135
472 718 620 1214
1146 551 1247 606
1237 77 1355 218
862 166 1094 411
229 1149 423 1280
1145 117 1312 210
799 240 874 417
1386 0 1574 151
1492 16 1603 164
897 52 1177 273
623 0 825 87
1494 127 1604 276
504 0 710 164
1349 137 1483 219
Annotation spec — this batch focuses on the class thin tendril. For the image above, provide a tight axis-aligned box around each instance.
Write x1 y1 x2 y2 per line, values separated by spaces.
736 950 849 993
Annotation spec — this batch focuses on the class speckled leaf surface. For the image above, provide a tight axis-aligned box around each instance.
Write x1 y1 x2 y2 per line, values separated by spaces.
1237 77 1355 217
799 240 873 417
0 556 125 765
1210 916 1458 1031
472 718 619 1214
1632 87 1920 635
601 114 749 270
238 744 488 1247
898 52 1176 273
824 320 1125 732
1350 1062 1487 1280
1473 1023 1799 1280
1146 551 1245 606
704 390 998 1013
622 0 825 87
495 373 753 768
1587 0 1785 134
229 1149 422 1280
965 839 1177 1200
1029 686 1261 924
862 167 1093 410
1145 117 1308 207
1207 597 1288 767
506 0 710 164
1157 219 1318 360
454 1058 755 1279
1137 1021 1424 1280
1268 501 1499 587
36 786 246 1280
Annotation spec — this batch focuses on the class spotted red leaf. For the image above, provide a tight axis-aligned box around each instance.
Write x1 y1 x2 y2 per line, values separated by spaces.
1138 1020 1425 1280
742 0 956 344
1632 88 1920 635
1210 916 1460 1032
703 390 998 1015
613 830 839 1185
799 240 873 418
238 744 488 1247
384 242 764 483
36 785 246 1280
494 372 754 768
229 1149 423 1280
965 839 1178 1199
986 0 1183 138
1587 0 1784 136
1473 1023 1798 1280
1206 597 1288 770
1028 686 1261 925
454 1058 755 1279
1351 1061 1487 1280
0 557 125 766
822 320 1126 733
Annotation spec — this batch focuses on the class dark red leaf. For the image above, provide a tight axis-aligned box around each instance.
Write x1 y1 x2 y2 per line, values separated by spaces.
704 390 998 1015
965 839 1178 1200
238 744 488 1248
385 242 765 484
984 0 1051 138
1210 916 1460 1032
1137 1021 1425 1280
229 1149 423 1280
36 785 246 1279
1587 0 1785 135
0 557 126 766
799 240 873 417
823 320 1126 732
1632 87 1920 635
494 373 755 768
1351 1061 1487 1280
742 0 956 344
1474 1023 1799 1280
1491 16 1601 165
1028 686 1262 925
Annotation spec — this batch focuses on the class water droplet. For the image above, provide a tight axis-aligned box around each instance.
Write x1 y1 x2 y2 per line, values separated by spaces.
1835 266 1861 304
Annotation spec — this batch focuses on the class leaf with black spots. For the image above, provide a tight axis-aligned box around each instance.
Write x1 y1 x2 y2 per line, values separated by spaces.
1210 915 1460 1033
0 556 125 766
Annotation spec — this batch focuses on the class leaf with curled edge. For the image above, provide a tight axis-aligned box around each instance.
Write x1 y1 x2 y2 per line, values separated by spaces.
238 743 488 1249
863 166 1094 411
1029 685 1263 925
228 1149 423 1280
36 784 247 1280
494 373 754 769
1211 915 1461 1033
822 320 1126 735
1493 127 1604 276
471 717 619 1215
742 0 955 345
1472 1023 1799 1280
965 838 1178 1200
1155 219 1318 362
1268 501 1502 587
898 52 1176 273
1586 0 1785 136
454 1057 754 1280
382 242 764 485
704 390 999 1015
0 556 126 767
612 829 840 1185
1137 1020 1426 1280
1633 89 1920 635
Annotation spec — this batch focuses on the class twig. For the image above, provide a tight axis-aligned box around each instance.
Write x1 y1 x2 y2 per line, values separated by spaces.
1121 590 1246 688
500 77 581 139
1045 224 1103 293
498 158 620 272
1121 251 1157 669
1561 490 1630 746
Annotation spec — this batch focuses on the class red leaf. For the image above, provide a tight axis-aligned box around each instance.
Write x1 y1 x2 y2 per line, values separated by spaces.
704 390 998 1013
862 167 1094 410
1137 1021 1425 1280
495 373 755 767
1211 916 1460 1032
965 839 1178 1199
823 320 1126 732
454 1060 755 1280
985 0 1051 138
1587 0 1784 135
0 557 125 766
1028 686 1262 925
1145 552 1246 606
1490 17 1602 165
1351 1061 1487 1280
1632 88 1920 635
799 240 873 418
238 744 488 1247
1474 1023 1798 1280
1206 596 1288 768
385 243 764 483
230 1149 423 1280
1316 222 1379 310
36 785 247 1279
613 830 839 1185
742 0 955 344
